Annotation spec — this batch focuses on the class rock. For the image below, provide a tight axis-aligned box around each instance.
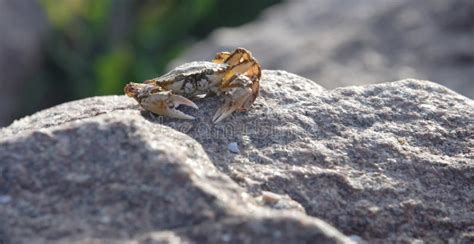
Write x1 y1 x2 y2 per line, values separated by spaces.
0 73 351 243
172 0 474 98
1 70 473 243
228 142 240 154
257 191 306 213
0 195 11 204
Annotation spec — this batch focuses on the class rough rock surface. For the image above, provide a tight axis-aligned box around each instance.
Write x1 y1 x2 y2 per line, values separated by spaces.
1 70 473 243
173 0 474 98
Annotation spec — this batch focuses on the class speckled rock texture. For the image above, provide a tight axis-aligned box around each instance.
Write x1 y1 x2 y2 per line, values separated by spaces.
172 0 474 98
1 70 473 243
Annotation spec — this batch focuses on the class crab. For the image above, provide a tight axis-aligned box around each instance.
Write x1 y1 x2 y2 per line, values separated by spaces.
124 48 261 123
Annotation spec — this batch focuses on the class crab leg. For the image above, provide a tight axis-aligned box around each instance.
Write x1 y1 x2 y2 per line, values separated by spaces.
140 91 198 120
213 75 256 123
213 48 254 66
225 48 252 65
212 51 231 64
221 61 254 87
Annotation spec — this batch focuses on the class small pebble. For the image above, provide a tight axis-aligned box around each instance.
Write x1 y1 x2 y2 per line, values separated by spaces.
0 195 12 204
261 191 281 205
227 142 240 154
349 235 364 244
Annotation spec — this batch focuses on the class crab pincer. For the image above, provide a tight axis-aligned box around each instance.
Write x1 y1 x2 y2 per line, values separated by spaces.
124 83 199 120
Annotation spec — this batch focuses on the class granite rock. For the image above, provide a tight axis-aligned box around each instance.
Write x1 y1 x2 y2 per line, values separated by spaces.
1 70 473 243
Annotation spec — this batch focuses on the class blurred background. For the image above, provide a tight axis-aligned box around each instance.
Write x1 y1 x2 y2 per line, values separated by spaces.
0 0 472 127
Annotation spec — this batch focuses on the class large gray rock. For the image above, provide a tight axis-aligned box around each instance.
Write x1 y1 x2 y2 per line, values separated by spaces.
0 73 351 243
1 70 473 243
172 0 474 98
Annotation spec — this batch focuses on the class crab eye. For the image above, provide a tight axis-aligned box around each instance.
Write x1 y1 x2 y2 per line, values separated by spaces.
124 84 136 96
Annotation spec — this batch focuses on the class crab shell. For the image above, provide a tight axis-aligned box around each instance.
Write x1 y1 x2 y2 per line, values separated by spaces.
145 61 231 97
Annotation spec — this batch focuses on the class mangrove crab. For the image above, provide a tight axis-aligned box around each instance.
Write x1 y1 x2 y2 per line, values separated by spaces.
124 48 261 123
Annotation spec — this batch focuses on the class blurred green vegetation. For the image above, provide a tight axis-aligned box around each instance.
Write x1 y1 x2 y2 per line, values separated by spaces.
29 0 280 115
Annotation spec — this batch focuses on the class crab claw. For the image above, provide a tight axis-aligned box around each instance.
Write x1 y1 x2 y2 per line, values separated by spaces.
213 76 257 123
141 91 199 120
